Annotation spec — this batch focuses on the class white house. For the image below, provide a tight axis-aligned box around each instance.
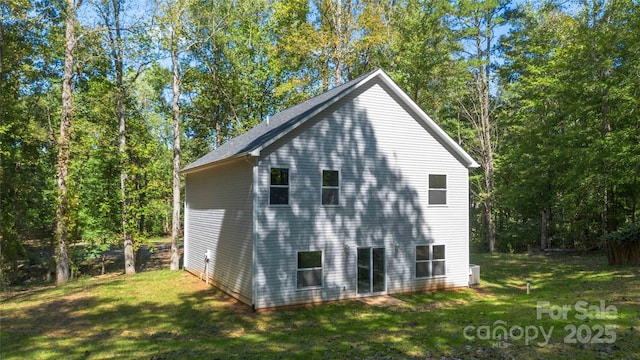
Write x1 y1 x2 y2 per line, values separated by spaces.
181 69 479 310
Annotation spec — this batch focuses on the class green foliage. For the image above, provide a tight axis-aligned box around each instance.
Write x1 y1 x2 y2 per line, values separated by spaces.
601 224 640 246
1 0 61 281
267 0 393 98
4 0 640 286
386 0 464 112
496 0 640 250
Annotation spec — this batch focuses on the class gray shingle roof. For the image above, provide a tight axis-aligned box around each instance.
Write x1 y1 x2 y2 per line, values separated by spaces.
182 68 479 173
182 69 381 173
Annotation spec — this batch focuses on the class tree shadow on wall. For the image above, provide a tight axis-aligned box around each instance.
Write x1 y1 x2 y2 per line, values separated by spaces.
247 82 444 307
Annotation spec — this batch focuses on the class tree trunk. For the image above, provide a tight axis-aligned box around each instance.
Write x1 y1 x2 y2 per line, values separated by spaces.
602 117 615 234
632 179 637 224
55 0 77 285
215 120 222 148
109 0 135 275
541 209 548 250
475 13 496 253
483 143 496 253
605 187 616 233
135 247 143 271
170 37 181 271
121 194 135 275
0 10 4 285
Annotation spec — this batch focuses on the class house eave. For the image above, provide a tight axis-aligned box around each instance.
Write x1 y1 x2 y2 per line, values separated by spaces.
468 161 481 169
181 152 258 174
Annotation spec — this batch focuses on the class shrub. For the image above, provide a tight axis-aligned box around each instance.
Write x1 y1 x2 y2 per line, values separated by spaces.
602 223 640 265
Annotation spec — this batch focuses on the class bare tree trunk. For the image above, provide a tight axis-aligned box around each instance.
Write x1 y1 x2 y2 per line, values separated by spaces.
0 13 7 285
215 120 222 148
120 92 135 274
632 179 637 224
481 113 496 253
0 10 4 284
118 75 135 274
602 108 615 234
107 0 135 274
541 209 548 250
474 12 497 253
170 36 181 271
55 0 79 285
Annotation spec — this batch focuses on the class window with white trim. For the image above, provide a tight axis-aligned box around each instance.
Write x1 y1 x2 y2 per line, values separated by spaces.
297 251 323 289
322 170 339 206
270 168 289 205
416 244 446 278
428 174 447 205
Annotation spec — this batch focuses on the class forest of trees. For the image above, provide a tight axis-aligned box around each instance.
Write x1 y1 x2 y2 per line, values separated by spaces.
1 0 639 285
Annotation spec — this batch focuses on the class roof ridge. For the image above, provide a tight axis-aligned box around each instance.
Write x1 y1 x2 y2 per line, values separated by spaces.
181 68 478 173
182 69 381 173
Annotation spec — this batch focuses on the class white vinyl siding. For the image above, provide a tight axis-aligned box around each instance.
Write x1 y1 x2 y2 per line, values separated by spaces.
253 78 470 308
183 160 254 305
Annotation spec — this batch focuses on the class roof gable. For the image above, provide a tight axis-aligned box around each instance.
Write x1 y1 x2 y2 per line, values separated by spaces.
182 69 479 173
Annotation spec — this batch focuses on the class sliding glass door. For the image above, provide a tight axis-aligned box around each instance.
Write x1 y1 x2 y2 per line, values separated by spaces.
357 247 386 294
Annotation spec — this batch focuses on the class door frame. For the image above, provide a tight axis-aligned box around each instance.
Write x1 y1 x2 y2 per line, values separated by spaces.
356 246 387 295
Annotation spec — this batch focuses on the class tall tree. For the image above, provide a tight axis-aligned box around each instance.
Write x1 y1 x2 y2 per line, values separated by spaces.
316 0 357 86
498 1 572 250
115 0 134 274
56 0 83 285
385 0 463 114
184 0 273 154
455 0 507 253
1 1 62 283
269 0 390 95
169 13 181 271
94 0 146 274
156 0 191 270
498 0 640 252
268 0 320 103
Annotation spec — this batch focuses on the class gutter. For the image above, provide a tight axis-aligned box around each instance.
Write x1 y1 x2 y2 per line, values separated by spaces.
180 150 260 175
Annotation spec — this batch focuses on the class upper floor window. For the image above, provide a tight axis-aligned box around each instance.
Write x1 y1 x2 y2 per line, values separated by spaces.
270 168 289 205
428 174 447 205
322 170 340 206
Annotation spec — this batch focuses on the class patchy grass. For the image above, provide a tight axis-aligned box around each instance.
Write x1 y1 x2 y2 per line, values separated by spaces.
1 254 639 359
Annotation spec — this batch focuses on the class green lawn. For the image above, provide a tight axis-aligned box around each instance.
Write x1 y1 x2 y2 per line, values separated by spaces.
1 254 639 359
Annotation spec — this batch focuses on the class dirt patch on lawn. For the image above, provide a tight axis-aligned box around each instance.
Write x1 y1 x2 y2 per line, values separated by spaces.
359 295 407 307
138 242 182 272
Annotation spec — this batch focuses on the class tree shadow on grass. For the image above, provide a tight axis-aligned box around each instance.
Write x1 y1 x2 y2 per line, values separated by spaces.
1 272 478 359
0 262 639 359
471 253 638 297
2 256 638 359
